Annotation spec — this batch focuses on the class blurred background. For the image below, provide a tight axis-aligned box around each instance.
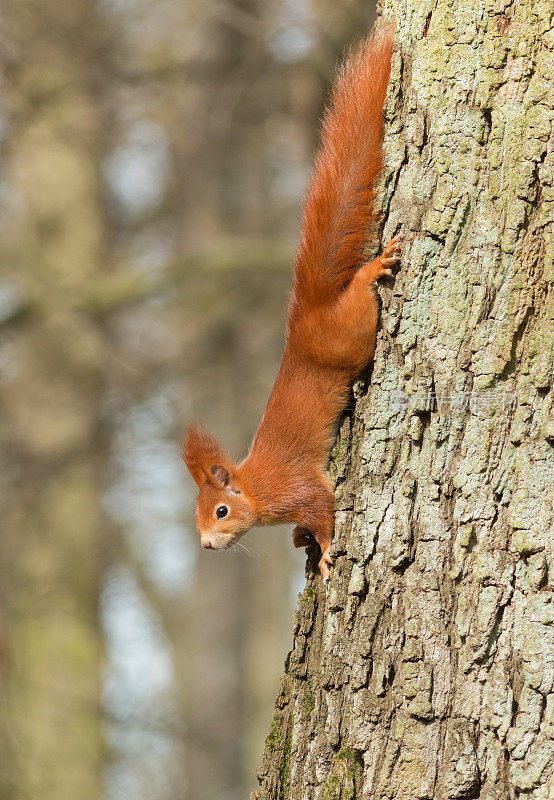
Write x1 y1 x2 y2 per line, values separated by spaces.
0 1 376 798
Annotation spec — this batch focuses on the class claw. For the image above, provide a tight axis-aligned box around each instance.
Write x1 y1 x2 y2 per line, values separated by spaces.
384 237 402 256
375 233 403 279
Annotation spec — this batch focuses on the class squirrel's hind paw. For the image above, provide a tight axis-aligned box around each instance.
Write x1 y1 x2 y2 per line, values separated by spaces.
378 234 402 274
361 234 402 283
319 551 332 583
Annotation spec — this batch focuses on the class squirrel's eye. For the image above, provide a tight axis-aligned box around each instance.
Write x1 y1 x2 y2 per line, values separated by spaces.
216 505 228 520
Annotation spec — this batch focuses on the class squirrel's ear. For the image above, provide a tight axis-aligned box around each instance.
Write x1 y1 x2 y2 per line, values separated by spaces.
182 425 230 488
210 464 230 486
210 464 241 494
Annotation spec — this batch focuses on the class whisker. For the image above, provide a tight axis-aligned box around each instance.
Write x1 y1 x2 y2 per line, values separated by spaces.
248 542 273 558
236 541 256 559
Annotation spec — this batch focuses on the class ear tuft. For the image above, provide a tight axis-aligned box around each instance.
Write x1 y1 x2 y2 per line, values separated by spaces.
182 425 232 489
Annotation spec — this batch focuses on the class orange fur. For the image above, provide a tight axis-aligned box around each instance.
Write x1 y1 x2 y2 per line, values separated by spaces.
292 25 394 307
182 425 232 489
183 25 398 581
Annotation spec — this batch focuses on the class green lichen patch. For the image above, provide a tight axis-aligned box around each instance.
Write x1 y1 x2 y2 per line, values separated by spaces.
264 717 283 753
323 746 365 800
324 776 342 800
279 727 292 798
262 715 293 798
299 585 316 607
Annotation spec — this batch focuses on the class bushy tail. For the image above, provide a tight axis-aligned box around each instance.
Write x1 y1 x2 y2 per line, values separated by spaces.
291 24 394 310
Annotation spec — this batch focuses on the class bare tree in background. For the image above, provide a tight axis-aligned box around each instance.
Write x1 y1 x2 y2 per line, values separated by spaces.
0 1 377 799
253 1 554 798
0 1 110 797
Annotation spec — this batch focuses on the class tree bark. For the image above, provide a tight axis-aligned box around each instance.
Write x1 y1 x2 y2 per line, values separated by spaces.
252 1 554 798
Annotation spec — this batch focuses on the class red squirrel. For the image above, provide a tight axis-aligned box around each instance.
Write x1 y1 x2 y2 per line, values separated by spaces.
183 25 400 582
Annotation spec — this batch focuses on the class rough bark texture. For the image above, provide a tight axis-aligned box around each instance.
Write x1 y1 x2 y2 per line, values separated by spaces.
252 1 554 798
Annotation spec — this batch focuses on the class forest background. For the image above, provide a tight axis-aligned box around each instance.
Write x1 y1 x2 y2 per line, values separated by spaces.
0 1 380 799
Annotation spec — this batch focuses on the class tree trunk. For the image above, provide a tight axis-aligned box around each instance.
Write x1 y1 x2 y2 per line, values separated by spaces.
252 1 554 798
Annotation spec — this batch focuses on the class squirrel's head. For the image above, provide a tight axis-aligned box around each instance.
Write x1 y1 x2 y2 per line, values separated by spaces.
182 425 257 550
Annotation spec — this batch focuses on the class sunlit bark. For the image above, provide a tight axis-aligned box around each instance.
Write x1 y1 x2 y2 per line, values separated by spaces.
252 1 554 797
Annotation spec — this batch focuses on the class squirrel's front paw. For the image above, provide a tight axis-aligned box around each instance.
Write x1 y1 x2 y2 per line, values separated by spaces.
377 234 402 277
319 551 332 584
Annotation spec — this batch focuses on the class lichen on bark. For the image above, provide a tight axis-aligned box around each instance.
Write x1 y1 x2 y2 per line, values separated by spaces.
252 0 554 798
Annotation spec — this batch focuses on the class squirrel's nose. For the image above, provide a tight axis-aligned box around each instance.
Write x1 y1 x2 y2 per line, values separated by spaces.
202 540 214 550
